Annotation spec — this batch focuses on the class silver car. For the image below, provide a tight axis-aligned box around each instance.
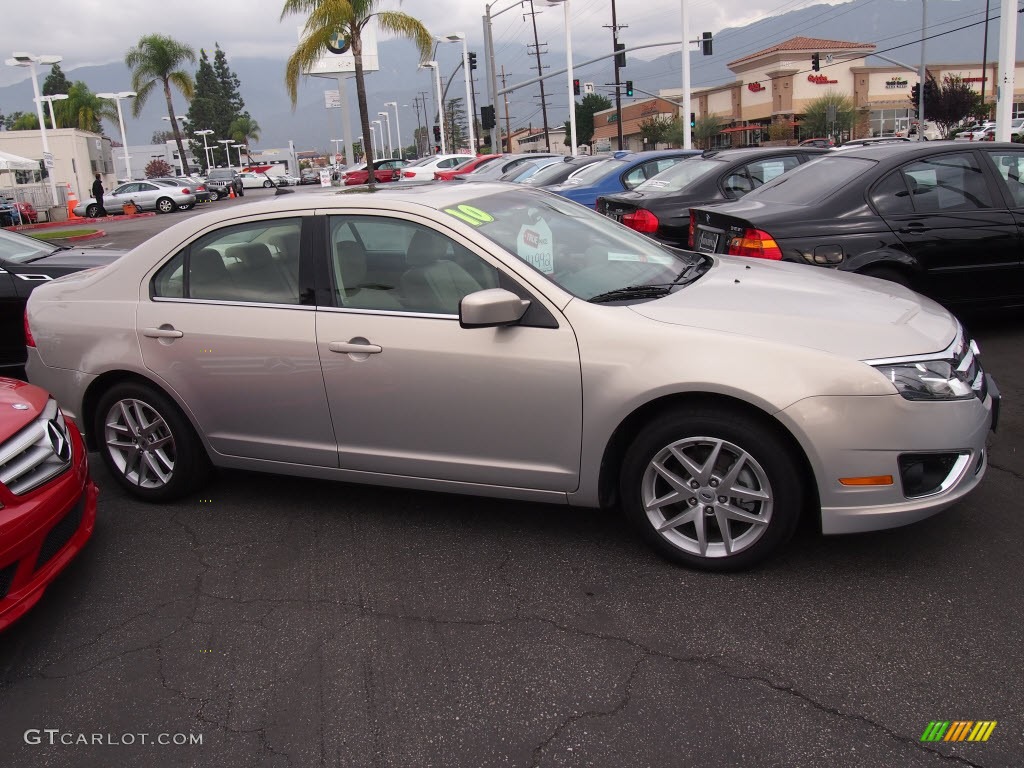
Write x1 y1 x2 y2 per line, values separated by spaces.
74 180 196 216
26 184 998 570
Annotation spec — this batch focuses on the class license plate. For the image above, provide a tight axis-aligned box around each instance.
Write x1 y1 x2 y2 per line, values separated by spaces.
610 212 623 222
697 230 719 253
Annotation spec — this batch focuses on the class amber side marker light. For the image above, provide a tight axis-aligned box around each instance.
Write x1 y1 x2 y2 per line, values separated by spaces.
839 475 894 486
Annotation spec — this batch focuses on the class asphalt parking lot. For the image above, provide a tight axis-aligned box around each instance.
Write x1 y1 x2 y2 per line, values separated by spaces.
0 207 1021 767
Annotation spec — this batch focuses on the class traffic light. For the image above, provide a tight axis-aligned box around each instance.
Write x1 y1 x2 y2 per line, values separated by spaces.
811 53 821 72
481 105 496 130
625 80 633 97
468 52 477 71
573 79 580 95
433 125 441 141
615 42 626 68
690 112 696 128
701 32 713 56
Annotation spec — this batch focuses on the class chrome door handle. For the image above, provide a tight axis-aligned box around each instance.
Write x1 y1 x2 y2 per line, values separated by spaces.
329 341 382 354
143 326 184 339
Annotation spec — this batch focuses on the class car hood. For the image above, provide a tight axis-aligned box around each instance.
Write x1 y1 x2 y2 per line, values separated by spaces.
0 378 47 436
25 246 127 268
628 256 957 360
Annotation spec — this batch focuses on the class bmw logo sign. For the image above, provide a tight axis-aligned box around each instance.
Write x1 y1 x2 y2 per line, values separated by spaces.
327 32 350 55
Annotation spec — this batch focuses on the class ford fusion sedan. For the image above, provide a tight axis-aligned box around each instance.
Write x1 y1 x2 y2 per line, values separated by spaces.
26 184 998 570
688 142 1024 309
0 227 125 377
0 377 98 631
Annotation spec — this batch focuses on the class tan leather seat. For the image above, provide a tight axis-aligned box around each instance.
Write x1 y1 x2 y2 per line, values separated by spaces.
190 248 238 301
401 229 482 314
225 243 299 304
334 240 402 310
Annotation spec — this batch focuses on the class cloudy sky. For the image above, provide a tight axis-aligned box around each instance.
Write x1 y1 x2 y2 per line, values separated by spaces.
1 0 847 87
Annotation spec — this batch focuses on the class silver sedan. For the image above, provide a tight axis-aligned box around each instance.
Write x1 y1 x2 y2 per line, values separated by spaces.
74 181 196 216
26 184 998 570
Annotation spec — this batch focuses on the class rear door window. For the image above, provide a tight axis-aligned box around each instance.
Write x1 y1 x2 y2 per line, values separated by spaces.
900 152 994 212
986 150 1024 207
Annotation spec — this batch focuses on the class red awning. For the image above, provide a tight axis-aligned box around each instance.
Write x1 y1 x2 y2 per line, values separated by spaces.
719 125 761 134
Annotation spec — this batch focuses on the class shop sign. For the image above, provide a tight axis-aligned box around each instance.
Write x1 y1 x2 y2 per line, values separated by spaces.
808 74 838 85
747 82 765 92
885 77 908 89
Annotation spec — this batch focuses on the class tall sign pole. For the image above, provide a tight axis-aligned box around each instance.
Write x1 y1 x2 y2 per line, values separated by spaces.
681 0 692 149
994 0 1017 141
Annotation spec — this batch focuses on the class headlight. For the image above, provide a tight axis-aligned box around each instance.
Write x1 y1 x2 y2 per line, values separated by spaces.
872 360 975 401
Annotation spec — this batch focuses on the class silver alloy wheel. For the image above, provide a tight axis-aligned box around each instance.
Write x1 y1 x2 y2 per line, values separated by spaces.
642 436 773 558
103 398 176 489
157 198 174 213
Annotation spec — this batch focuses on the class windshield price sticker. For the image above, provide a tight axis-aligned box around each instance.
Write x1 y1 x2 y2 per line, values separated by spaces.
444 205 494 226
516 220 554 273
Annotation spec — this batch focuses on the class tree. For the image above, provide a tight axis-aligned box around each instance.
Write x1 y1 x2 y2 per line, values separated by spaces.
151 130 176 143
444 97 467 151
229 115 261 166
801 91 855 140
562 92 612 148
638 115 674 148
3 111 26 130
186 49 222 170
55 82 117 133
10 112 39 130
282 0 432 188
413 125 428 156
42 64 72 97
690 114 725 149
213 44 246 119
910 74 983 138
145 158 173 178
125 34 197 174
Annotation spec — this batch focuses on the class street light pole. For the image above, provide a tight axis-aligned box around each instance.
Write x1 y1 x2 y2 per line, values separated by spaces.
194 129 214 171
217 139 235 169
681 0 692 149
484 1 525 153
37 93 68 129
97 91 136 181
421 62 447 154
917 0 927 141
543 1 577 156
378 111 394 158
443 34 476 152
385 101 403 159
232 144 247 168
372 120 384 159
6 52 62 207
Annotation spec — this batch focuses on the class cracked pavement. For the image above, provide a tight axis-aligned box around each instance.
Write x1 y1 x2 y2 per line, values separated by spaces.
0 312 1020 767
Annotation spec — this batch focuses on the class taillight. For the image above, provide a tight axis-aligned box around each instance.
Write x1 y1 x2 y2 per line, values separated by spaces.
24 310 35 347
727 228 783 260
181 188 191 194
403 171 415 177
688 210 696 249
622 209 659 234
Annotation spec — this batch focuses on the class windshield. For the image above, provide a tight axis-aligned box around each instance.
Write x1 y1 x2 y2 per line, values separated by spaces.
634 157 722 192
441 188 694 301
0 228 56 264
563 158 626 185
208 170 234 179
746 156 874 205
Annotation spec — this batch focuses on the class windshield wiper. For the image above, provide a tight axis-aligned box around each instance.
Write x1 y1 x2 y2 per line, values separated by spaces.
588 284 675 303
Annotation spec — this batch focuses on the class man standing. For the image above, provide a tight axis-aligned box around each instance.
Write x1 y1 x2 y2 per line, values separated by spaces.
91 173 106 217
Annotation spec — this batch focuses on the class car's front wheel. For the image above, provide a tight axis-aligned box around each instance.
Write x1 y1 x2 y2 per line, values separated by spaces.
94 383 210 502
85 204 99 218
156 197 175 214
263 179 273 188
620 407 803 571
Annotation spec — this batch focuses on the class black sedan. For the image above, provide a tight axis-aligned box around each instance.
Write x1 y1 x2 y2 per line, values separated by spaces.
597 147 830 247
0 228 124 377
521 154 607 187
689 142 1024 309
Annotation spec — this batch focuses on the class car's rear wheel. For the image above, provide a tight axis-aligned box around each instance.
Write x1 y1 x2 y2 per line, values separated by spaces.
85 204 99 218
620 408 803 571
94 383 210 502
211 190 222 201
263 179 273 188
156 197 175 214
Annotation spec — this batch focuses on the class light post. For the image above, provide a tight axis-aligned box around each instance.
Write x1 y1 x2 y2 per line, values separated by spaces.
217 139 235 169
441 34 476 152
385 101 403 159
37 93 68 129
368 126 378 160
97 91 136 181
372 120 384 160
483 1 525 152
541 2 577 156
378 111 393 158
420 61 447 154
194 129 214 171
917 0 927 141
5 52 62 207
232 144 247 168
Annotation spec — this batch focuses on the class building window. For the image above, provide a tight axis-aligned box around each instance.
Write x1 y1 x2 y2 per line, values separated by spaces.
869 108 912 137
1013 102 1024 119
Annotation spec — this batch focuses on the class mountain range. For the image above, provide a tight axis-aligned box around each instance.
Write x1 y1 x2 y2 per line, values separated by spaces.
0 0 1018 153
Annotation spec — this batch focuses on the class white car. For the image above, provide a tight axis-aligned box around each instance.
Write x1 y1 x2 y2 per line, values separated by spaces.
399 154 475 181
239 172 278 189
895 121 942 141
954 121 996 141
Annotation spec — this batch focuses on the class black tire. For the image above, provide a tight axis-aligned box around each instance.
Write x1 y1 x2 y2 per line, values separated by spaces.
859 265 911 288
212 190 222 201
156 197 175 214
85 204 99 218
620 407 803 571
263 180 273 188
93 382 210 502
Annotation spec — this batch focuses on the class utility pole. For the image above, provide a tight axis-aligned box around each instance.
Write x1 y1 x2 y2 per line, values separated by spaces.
526 0 552 152
500 65 513 152
412 96 425 156
470 68 481 150
980 0 990 116
605 0 627 150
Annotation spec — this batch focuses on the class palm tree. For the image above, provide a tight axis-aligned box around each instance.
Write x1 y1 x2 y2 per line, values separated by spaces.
55 82 117 133
125 35 196 174
229 115 261 167
281 0 432 188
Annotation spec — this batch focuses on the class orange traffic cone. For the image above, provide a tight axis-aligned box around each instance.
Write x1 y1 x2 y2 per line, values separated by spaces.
228 186 236 199
67 183 82 219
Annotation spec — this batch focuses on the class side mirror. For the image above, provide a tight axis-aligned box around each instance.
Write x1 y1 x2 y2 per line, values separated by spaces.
460 288 530 329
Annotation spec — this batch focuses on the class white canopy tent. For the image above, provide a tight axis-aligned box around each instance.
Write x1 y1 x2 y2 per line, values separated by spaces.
0 149 44 225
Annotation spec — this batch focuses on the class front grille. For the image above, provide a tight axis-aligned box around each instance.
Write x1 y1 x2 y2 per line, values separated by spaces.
34 494 85 572
0 399 73 495
0 563 16 600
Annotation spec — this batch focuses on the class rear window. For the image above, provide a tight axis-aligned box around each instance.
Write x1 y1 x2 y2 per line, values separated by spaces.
564 159 627 185
746 156 875 205
635 157 722 192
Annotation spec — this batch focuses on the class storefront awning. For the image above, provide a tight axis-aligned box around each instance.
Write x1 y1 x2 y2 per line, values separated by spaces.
720 125 761 134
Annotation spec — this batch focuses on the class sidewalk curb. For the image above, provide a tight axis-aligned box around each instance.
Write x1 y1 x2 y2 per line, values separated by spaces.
57 229 107 243
5 212 156 231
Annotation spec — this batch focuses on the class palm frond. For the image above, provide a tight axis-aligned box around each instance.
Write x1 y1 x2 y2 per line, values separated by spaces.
131 79 157 116
168 70 196 101
285 23 342 107
374 11 433 62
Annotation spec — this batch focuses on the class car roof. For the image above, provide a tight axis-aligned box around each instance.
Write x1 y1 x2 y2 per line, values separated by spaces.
614 149 701 163
697 146 831 161
831 140 1019 160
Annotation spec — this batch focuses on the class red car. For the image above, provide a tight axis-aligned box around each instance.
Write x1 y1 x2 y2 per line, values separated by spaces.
0 377 97 631
434 154 501 181
343 159 409 185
